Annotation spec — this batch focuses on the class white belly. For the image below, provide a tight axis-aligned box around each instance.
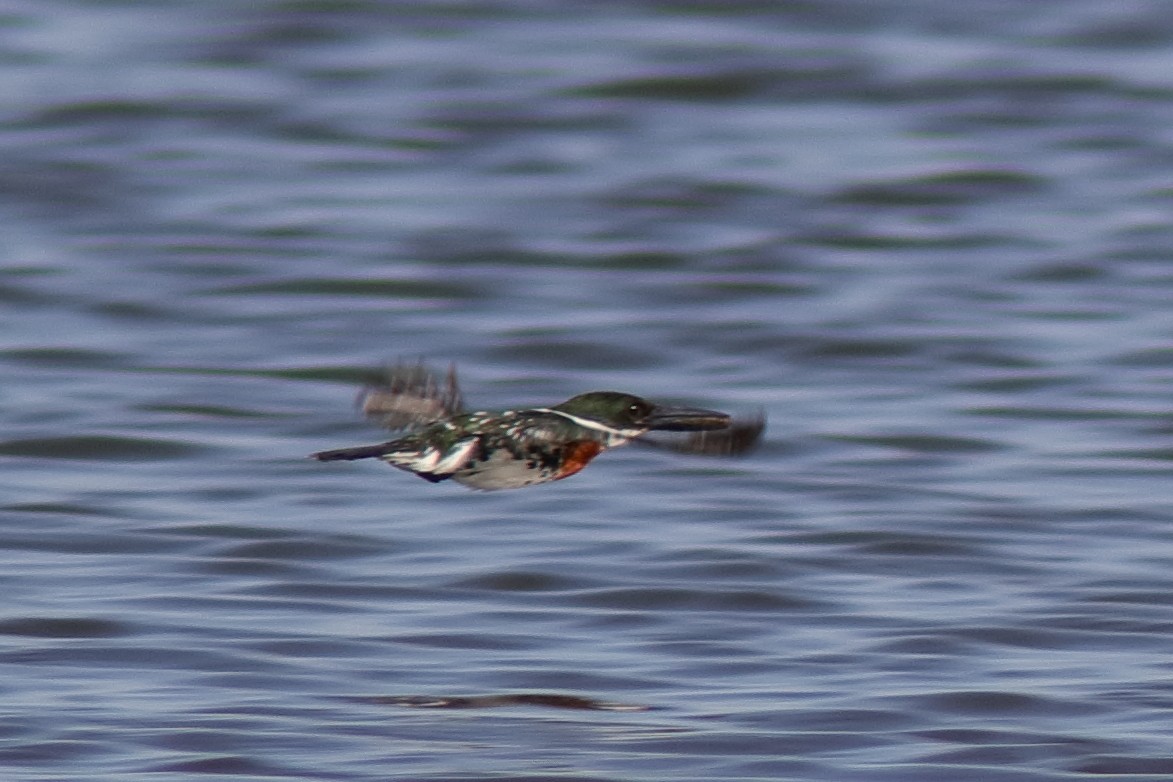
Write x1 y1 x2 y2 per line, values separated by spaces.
450 449 554 490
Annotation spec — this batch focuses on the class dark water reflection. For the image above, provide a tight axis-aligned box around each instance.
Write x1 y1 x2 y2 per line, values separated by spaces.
2 1 1173 780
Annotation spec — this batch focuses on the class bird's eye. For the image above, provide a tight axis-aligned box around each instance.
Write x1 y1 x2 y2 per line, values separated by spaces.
629 404 641 413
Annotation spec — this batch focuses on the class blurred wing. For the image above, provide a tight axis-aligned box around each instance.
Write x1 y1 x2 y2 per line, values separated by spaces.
638 411 766 457
359 361 464 432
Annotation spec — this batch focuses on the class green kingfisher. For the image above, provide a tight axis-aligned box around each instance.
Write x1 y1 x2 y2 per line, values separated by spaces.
312 362 764 490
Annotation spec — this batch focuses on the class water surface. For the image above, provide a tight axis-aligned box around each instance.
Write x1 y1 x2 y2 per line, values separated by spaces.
2 1 1173 780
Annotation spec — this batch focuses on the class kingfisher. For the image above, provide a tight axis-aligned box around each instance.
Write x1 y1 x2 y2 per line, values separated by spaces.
312 362 764 490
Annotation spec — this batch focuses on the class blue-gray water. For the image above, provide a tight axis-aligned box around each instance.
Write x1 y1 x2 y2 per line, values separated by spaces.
3 2 1173 780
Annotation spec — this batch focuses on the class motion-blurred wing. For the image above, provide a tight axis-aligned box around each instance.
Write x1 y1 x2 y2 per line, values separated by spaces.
638 410 766 457
359 361 464 432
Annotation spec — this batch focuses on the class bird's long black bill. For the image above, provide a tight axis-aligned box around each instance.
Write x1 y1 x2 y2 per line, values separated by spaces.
311 443 390 461
645 405 731 432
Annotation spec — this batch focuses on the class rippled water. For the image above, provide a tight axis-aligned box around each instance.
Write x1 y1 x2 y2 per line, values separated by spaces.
3 1 1173 780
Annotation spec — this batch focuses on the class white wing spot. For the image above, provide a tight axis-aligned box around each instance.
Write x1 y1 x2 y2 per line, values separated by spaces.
431 437 479 474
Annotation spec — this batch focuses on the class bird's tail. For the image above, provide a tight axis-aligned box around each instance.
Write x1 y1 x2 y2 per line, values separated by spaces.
311 442 394 461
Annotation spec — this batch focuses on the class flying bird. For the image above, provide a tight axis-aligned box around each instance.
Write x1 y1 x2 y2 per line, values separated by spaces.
312 362 764 490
